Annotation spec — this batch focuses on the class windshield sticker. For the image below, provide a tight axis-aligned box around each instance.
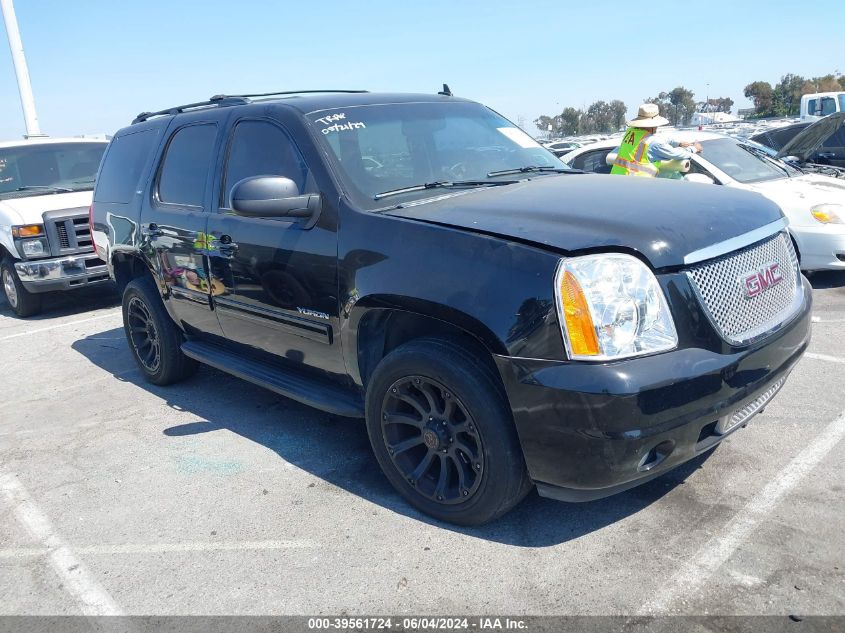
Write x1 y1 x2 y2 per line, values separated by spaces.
497 127 541 149
315 112 366 135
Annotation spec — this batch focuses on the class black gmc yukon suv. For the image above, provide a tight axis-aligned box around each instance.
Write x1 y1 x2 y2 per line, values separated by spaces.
92 90 811 525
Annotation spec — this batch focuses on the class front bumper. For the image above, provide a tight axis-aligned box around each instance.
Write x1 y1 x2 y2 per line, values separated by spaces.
15 253 110 293
495 278 813 502
791 224 845 271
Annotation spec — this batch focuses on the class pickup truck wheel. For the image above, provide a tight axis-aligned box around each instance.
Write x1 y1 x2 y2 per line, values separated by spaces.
1 257 42 317
122 277 197 385
366 338 531 526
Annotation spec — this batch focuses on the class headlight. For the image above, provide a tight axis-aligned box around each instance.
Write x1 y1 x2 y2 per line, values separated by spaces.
20 238 49 258
555 253 677 360
811 204 843 224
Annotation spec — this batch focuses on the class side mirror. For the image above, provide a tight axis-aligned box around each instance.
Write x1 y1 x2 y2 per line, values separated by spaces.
683 173 716 185
230 176 321 220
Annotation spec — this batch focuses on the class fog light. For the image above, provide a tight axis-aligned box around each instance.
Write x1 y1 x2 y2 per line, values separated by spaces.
638 440 675 472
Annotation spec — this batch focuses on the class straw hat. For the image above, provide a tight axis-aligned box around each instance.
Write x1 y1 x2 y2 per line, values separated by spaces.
628 103 670 128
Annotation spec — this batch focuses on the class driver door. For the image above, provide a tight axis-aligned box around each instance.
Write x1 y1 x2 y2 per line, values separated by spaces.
205 117 344 375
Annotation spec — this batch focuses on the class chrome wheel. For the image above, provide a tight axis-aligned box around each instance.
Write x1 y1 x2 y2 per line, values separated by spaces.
2 268 18 309
381 376 485 505
126 296 161 372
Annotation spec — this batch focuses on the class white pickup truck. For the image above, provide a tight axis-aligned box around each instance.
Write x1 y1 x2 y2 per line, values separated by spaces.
801 92 845 121
1 137 110 316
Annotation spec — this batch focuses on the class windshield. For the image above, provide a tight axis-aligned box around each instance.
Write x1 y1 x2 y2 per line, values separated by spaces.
0 142 106 199
307 101 568 208
699 138 788 184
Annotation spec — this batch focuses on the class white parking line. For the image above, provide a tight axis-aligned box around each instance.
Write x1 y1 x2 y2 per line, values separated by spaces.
639 411 845 614
0 310 121 342
806 352 845 365
0 473 124 616
0 539 318 559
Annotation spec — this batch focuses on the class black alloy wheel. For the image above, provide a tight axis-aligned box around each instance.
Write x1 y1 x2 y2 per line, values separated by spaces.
126 295 161 373
365 337 532 526
381 375 484 504
121 276 197 386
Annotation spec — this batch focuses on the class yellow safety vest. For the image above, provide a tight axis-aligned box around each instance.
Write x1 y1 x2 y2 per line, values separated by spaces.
610 128 659 177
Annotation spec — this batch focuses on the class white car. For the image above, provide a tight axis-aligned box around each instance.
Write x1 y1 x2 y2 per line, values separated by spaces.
0 137 110 316
561 130 845 271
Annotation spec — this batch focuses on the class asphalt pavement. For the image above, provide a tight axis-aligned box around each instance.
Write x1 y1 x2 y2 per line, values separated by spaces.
0 276 843 617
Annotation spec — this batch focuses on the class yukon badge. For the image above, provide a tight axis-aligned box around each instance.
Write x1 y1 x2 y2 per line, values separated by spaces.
740 262 783 299
297 307 330 320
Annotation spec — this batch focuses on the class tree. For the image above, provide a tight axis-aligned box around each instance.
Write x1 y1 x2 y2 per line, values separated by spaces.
608 100 627 131
643 87 696 126
773 74 806 116
667 86 696 126
744 81 774 117
534 115 559 137
560 107 581 136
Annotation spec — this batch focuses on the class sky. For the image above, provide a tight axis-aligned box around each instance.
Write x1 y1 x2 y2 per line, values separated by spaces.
1 0 843 139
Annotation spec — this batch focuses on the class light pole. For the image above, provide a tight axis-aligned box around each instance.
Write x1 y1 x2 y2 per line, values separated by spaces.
1 0 45 137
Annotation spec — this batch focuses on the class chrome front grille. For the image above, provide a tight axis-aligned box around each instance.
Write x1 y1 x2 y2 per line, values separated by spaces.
44 208 94 257
687 231 801 345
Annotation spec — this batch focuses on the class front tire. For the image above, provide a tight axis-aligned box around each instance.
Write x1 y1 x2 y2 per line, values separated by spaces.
122 276 197 385
1 257 42 317
365 338 531 526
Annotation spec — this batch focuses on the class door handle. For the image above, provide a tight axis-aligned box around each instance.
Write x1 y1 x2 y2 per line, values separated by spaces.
142 223 163 238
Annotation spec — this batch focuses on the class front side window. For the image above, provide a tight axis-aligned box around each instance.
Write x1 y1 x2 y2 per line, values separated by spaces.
223 120 314 207
0 142 106 199
158 124 217 207
700 139 788 184
306 101 567 208
572 149 612 174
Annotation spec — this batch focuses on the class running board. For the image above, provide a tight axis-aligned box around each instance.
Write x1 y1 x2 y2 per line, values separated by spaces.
181 340 364 418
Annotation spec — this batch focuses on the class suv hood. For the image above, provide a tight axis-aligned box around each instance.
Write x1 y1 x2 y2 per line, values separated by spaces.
385 175 784 269
0 190 93 225
777 112 845 161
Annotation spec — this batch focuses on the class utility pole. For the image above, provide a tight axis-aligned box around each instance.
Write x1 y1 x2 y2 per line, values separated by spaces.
1 0 45 137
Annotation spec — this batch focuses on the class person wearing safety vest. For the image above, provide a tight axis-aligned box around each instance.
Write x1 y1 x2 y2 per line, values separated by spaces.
610 103 702 177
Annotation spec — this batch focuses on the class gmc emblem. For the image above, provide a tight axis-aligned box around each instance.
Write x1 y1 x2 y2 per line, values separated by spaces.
740 262 783 299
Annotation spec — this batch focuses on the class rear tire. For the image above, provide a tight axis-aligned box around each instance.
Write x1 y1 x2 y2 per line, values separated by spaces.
1 257 42 317
122 276 197 385
365 337 531 526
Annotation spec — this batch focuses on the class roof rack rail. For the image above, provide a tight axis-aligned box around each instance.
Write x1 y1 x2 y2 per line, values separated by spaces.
211 89 369 100
132 96 250 125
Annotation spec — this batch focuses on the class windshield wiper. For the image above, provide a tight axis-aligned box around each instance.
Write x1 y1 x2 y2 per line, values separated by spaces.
738 145 791 177
374 179 517 200
15 185 74 193
487 165 577 177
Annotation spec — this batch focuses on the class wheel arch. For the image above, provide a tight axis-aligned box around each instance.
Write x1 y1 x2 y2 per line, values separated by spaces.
349 301 507 390
111 250 157 294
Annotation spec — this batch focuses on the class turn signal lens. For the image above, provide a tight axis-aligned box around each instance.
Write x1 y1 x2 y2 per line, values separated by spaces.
12 224 44 238
559 270 599 356
810 204 843 224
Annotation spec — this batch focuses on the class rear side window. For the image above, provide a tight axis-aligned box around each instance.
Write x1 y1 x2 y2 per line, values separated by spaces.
158 124 217 207
820 97 837 116
95 130 158 204
223 120 313 206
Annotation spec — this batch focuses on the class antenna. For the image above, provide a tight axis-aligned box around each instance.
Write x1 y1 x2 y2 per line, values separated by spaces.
438 84 453 97
1 0 45 137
